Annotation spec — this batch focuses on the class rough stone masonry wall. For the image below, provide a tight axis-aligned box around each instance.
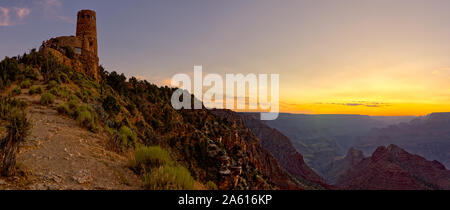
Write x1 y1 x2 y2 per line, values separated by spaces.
40 48 83 73
80 51 99 80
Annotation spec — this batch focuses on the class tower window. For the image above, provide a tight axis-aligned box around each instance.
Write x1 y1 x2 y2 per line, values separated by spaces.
75 48 82 54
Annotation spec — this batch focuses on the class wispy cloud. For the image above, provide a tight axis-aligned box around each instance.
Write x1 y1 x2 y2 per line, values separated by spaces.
131 75 176 87
432 67 450 79
38 0 71 23
0 6 31 27
327 101 391 108
0 7 10 26
134 75 148 81
39 0 62 12
16 7 31 19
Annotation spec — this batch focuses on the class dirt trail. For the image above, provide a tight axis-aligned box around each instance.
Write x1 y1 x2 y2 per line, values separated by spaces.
0 87 142 190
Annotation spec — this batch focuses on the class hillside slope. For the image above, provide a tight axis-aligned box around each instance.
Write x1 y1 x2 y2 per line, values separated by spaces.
0 47 317 190
210 110 310 189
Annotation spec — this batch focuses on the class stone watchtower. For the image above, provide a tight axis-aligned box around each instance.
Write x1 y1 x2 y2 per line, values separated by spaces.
76 10 98 57
41 9 100 80
76 10 99 79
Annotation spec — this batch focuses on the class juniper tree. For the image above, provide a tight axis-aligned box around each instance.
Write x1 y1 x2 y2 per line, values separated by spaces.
0 108 31 177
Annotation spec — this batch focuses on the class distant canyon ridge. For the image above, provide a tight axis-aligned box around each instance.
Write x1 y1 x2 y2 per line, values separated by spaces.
251 113 449 184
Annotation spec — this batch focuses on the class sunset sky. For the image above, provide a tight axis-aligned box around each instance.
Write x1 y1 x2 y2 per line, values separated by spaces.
1 0 450 116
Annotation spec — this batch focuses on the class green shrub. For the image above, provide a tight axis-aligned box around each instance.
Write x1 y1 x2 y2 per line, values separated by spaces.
143 165 195 190
129 146 173 171
0 58 20 89
12 87 21 95
76 110 96 131
76 109 91 122
62 46 75 59
60 89 71 99
117 126 137 149
29 86 42 95
126 103 136 115
68 94 79 101
0 97 27 120
47 80 58 90
40 92 55 105
0 107 31 176
23 66 39 81
49 87 59 96
49 86 70 98
56 103 71 115
102 95 120 115
75 89 92 102
57 102 96 132
104 125 115 135
59 73 69 83
19 80 32 89
68 99 78 109
206 181 218 190
75 105 98 132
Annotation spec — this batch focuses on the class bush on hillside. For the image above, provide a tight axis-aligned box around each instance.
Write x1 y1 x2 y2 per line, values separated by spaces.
75 89 93 103
75 105 98 132
0 108 31 176
0 58 20 89
23 66 39 81
143 165 195 190
0 97 27 120
46 80 58 90
102 95 120 115
68 98 78 109
129 146 173 173
117 126 137 149
106 71 127 95
68 94 79 101
49 86 70 98
12 87 21 96
56 103 71 115
206 181 218 190
19 79 32 89
58 72 69 84
29 86 43 95
40 92 55 105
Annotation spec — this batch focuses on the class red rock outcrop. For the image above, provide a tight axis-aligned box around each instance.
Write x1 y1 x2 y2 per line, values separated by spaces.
338 144 450 190
324 147 365 185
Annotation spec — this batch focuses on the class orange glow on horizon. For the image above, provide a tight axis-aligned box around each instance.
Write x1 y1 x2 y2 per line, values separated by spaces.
276 102 450 116
234 101 450 116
